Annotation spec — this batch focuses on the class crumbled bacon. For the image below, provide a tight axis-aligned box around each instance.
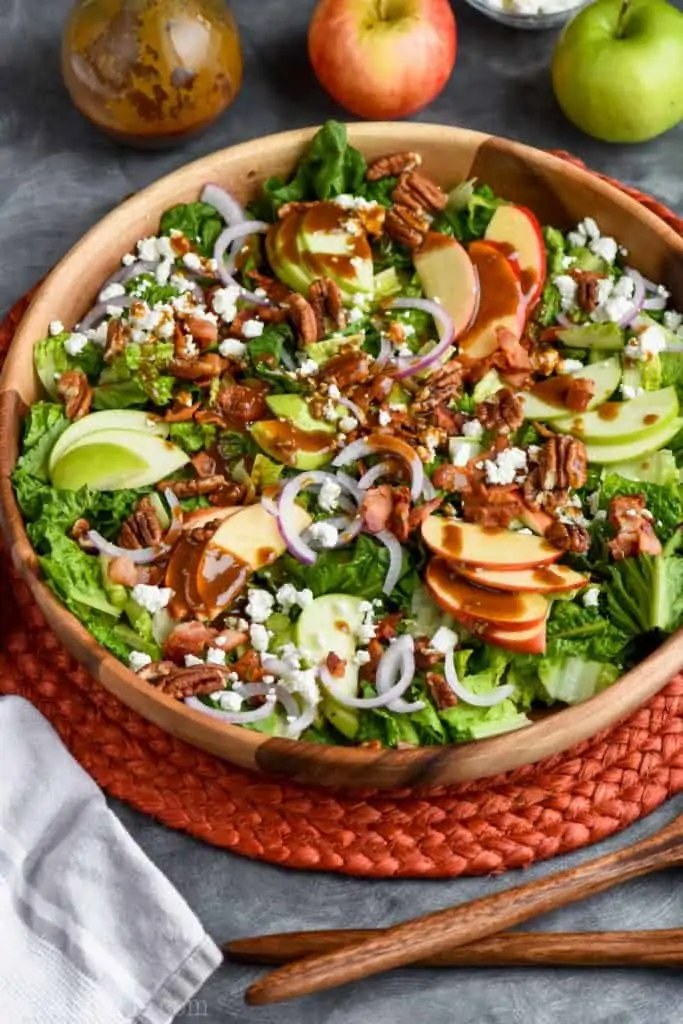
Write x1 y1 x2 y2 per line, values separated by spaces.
191 451 217 478
375 613 403 642
163 621 219 663
564 376 595 412
325 652 347 678
217 384 269 424
463 482 525 529
608 494 662 560
425 672 458 709
361 485 394 533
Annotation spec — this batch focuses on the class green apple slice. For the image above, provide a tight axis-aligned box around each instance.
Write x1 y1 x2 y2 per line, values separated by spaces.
49 409 168 474
250 420 334 470
520 358 621 421
50 429 189 491
554 386 677 444
585 417 683 465
266 394 342 435
295 593 366 740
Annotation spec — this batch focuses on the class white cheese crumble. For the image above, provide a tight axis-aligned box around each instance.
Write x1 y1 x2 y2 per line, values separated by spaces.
278 666 320 707
242 319 265 339
663 310 683 332
218 338 247 359
483 447 527 486
206 647 227 666
87 322 110 347
216 690 243 712
249 623 271 653
122 253 136 267
378 409 392 427
307 521 339 548
348 307 365 324
354 649 371 666
553 274 578 312
582 586 600 609
461 419 484 439
318 478 342 512
625 324 666 361
449 438 480 467
430 626 458 653
131 584 173 614
245 588 274 624
327 384 341 399
129 651 152 673
212 285 241 323
298 358 319 377
333 194 376 210
589 236 618 264
559 358 584 374
63 332 89 356
183 252 203 272
49 320 64 336
621 384 644 400
338 415 358 433
184 654 204 667
98 282 126 303
275 584 313 613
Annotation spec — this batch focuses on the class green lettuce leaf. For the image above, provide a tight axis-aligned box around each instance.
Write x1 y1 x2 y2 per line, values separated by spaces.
168 422 217 454
252 121 367 221
534 282 561 327
431 180 502 243
536 656 619 705
92 379 148 409
125 273 181 305
35 334 103 397
543 226 567 275
159 201 224 257
605 554 683 636
15 402 68 482
440 699 531 743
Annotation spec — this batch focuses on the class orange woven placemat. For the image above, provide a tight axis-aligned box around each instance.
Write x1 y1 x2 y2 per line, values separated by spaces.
4 159 683 879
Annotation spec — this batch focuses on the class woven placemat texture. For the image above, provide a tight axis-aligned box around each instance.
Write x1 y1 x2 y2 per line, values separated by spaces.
3 159 683 879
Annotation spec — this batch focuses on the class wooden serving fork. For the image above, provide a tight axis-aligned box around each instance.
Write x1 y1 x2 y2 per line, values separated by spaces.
244 813 683 1005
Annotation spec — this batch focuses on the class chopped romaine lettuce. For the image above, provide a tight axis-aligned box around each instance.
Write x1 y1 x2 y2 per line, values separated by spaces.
431 180 501 243
159 201 224 257
606 553 683 636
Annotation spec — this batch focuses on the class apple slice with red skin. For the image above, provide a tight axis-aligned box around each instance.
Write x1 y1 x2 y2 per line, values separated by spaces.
458 240 526 362
421 516 562 570
482 617 547 655
414 232 479 338
455 562 587 594
484 204 547 307
519 505 554 537
426 558 549 633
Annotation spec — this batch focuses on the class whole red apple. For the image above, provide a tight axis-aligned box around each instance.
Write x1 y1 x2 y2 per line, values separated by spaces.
308 0 457 120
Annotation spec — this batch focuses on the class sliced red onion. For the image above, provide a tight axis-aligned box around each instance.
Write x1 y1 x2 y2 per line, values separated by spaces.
374 335 393 370
444 649 514 707
185 693 275 724
278 471 362 564
77 294 132 331
214 221 272 306
640 274 660 293
556 312 574 329
643 295 667 312
319 660 415 710
422 477 437 501
284 701 316 737
619 268 646 328
260 493 280 517
334 437 424 503
376 635 424 713
260 655 291 676
163 488 183 545
322 515 363 546
103 259 158 290
375 529 403 596
332 470 364 502
87 529 168 564
200 183 246 226
336 395 366 423
358 461 391 490
391 298 455 379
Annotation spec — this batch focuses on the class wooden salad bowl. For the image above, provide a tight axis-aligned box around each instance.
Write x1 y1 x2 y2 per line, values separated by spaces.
2 123 683 790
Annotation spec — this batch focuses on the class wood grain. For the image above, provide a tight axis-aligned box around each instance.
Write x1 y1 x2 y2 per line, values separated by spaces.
245 813 683 1004
2 123 683 788
226 927 683 969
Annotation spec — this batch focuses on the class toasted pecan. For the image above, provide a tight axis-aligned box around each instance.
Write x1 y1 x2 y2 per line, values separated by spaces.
392 171 448 213
118 496 165 549
170 354 226 380
308 278 347 335
546 520 590 554
475 388 524 434
287 293 320 344
155 665 226 699
157 475 227 498
366 151 422 181
384 204 431 249
104 318 127 363
57 370 92 420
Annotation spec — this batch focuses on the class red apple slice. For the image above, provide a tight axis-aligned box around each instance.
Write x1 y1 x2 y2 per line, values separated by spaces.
485 204 547 307
519 505 554 537
459 241 526 362
426 558 549 632
455 562 587 594
414 233 478 337
482 617 547 655
182 506 242 531
421 516 562 570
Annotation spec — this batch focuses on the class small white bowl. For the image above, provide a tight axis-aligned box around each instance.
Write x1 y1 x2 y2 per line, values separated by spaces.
464 0 587 30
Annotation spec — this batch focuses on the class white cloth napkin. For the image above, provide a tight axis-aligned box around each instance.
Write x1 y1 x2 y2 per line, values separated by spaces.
0 695 222 1024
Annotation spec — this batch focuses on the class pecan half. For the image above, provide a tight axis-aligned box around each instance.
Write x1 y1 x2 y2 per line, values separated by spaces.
411 360 463 416
70 517 95 551
384 204 431 249
308 278 347 336
57 370 92 420
104 318 127 363
546 520 590 554
118 496 164 549
155 665 226 699
392 171 447 213
475 388 524 434
287 293 320 344
573 271 603 314
366 151 422 180
208 482 245 507
170 354 226 380
157 475 227 498
536 435 588 492
425 672 458 710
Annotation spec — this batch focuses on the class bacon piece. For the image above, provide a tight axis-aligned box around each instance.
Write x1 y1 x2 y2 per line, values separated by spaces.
608 494 662 560
361 485 394 534
163 621 219 663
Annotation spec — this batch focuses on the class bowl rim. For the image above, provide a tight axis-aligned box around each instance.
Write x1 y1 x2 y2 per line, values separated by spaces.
3 120 683 788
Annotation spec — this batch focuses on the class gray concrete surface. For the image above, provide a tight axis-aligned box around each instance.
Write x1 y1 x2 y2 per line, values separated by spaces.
2 0 683 1020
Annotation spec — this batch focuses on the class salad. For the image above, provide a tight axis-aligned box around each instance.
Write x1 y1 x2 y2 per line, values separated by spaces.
14 121 683 749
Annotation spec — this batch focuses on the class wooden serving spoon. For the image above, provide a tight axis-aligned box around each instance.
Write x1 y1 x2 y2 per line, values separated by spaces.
245 813 683 1005
226 927 683 969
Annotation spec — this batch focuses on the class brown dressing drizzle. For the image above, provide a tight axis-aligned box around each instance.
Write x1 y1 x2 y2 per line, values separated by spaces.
531 567 567 587
643 414 659 426
197 545 249 617
431 560 527 621
597 402 620 421
529 375 575 410
259 421 333 466
460 241 523 349
165 534 206 620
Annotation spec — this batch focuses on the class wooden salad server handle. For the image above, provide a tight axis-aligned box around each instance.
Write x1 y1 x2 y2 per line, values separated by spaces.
227 927 683 969
245 814 683 1005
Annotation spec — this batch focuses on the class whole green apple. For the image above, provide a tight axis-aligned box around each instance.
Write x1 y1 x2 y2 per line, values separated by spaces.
552 0 683 143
